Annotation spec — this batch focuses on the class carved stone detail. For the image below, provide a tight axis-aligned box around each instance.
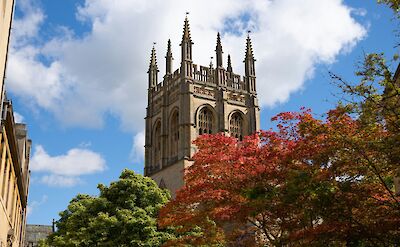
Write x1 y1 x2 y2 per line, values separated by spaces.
228 92 245 103
194 86 215 97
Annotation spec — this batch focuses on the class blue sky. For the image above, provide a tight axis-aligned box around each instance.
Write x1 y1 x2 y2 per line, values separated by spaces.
5 0 398 225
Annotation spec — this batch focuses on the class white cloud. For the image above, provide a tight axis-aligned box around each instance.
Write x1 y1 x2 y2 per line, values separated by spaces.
30 145 106 187
31 145 106 175
11 0 45 44
130 131 145 163
27 194 48 217
40 175 82 187
7 0 366 132
13 112 24 123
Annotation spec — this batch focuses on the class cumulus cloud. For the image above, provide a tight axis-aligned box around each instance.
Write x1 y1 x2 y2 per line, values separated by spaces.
27 194 48 217
130 131 145 163
30 145 106 187
40 175 82 187
6 0 366 134
13 112 24 123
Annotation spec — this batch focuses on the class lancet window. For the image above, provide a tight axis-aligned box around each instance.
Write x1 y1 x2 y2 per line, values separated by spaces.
198 107 214 135
230 112 243 141
170 111 179 157
153 121 161 167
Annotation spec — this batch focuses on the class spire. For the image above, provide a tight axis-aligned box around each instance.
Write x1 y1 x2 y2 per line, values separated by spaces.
243 32 256 93
244 32 255 62
148 45 159 88
227 54 233 73
167 39 172 56
181 14 192 44
180 14 193 78
165 39 173 75
215 32 223 68
148 45 158 72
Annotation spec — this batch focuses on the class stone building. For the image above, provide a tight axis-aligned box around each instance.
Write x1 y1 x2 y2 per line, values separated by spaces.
0 0 32 246
0 99 31 247
144 17 260 196
25 224 54 247
0 0 14 104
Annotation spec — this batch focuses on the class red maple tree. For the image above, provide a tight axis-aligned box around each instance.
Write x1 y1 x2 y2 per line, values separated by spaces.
159 108 400 246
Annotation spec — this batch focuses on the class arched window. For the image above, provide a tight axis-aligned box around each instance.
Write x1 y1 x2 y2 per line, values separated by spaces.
198 107 214 135
230 112 243 141
153 121 161 167
170 111 179 157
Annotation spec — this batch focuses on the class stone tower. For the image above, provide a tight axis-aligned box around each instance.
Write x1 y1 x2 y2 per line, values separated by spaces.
144 17 260 196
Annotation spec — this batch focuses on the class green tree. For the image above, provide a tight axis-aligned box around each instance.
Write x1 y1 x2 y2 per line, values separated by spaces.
330 0 400 197
378 0 400 13
40 169 175 247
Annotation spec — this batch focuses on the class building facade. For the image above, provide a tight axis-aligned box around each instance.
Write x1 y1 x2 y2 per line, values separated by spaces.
0 99 31 247
144 17 260 196
0 0 14 105
0 0 32 246
25 224 54 247
0 100 31 247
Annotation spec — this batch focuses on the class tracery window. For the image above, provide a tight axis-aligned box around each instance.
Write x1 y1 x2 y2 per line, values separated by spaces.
198 107 214 135
170 111 179 157
230 112 243 141
153 122 161 167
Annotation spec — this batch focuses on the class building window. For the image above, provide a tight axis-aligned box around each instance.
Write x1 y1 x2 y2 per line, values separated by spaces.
153 122 161 168
169 111 179 157
198 107 214 135
230 112 243 141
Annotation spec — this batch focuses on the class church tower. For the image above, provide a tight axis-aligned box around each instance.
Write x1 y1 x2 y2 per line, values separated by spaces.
144 17 260 196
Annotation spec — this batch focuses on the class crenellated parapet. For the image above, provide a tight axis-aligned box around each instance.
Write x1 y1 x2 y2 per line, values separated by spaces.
147 16 257 98
151 64 247 93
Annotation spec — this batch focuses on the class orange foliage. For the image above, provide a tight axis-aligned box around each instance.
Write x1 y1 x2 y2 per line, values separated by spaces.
159 109 400 246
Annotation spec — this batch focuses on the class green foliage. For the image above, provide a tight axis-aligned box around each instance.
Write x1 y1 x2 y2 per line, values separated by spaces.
378 0 400 13
41 169 175 247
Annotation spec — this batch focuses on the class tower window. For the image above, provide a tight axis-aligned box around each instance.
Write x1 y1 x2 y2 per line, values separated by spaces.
230 112 243 141
153 122 161 168
170 111 179 157
198 107 214 135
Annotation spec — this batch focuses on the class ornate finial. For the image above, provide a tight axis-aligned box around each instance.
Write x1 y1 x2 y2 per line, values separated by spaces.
182 14 192 43
148 45 159 87
166 39 172 55
216 32 223 67
227 54 233 73
209 56 214 69
149 45 158 72
216 32 222 49
244 31 255 61
166 39 173 75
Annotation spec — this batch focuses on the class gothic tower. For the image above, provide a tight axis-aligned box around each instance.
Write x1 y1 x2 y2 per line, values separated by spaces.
144 17 260 196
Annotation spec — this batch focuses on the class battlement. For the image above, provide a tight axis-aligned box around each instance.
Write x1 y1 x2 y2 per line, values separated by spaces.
151 63 247 94
148 16 256 97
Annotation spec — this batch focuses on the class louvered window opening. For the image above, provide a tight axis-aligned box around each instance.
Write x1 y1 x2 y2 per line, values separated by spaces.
198 108 213 135
154 123 161 167
230 113 243 141
170 112 179 156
